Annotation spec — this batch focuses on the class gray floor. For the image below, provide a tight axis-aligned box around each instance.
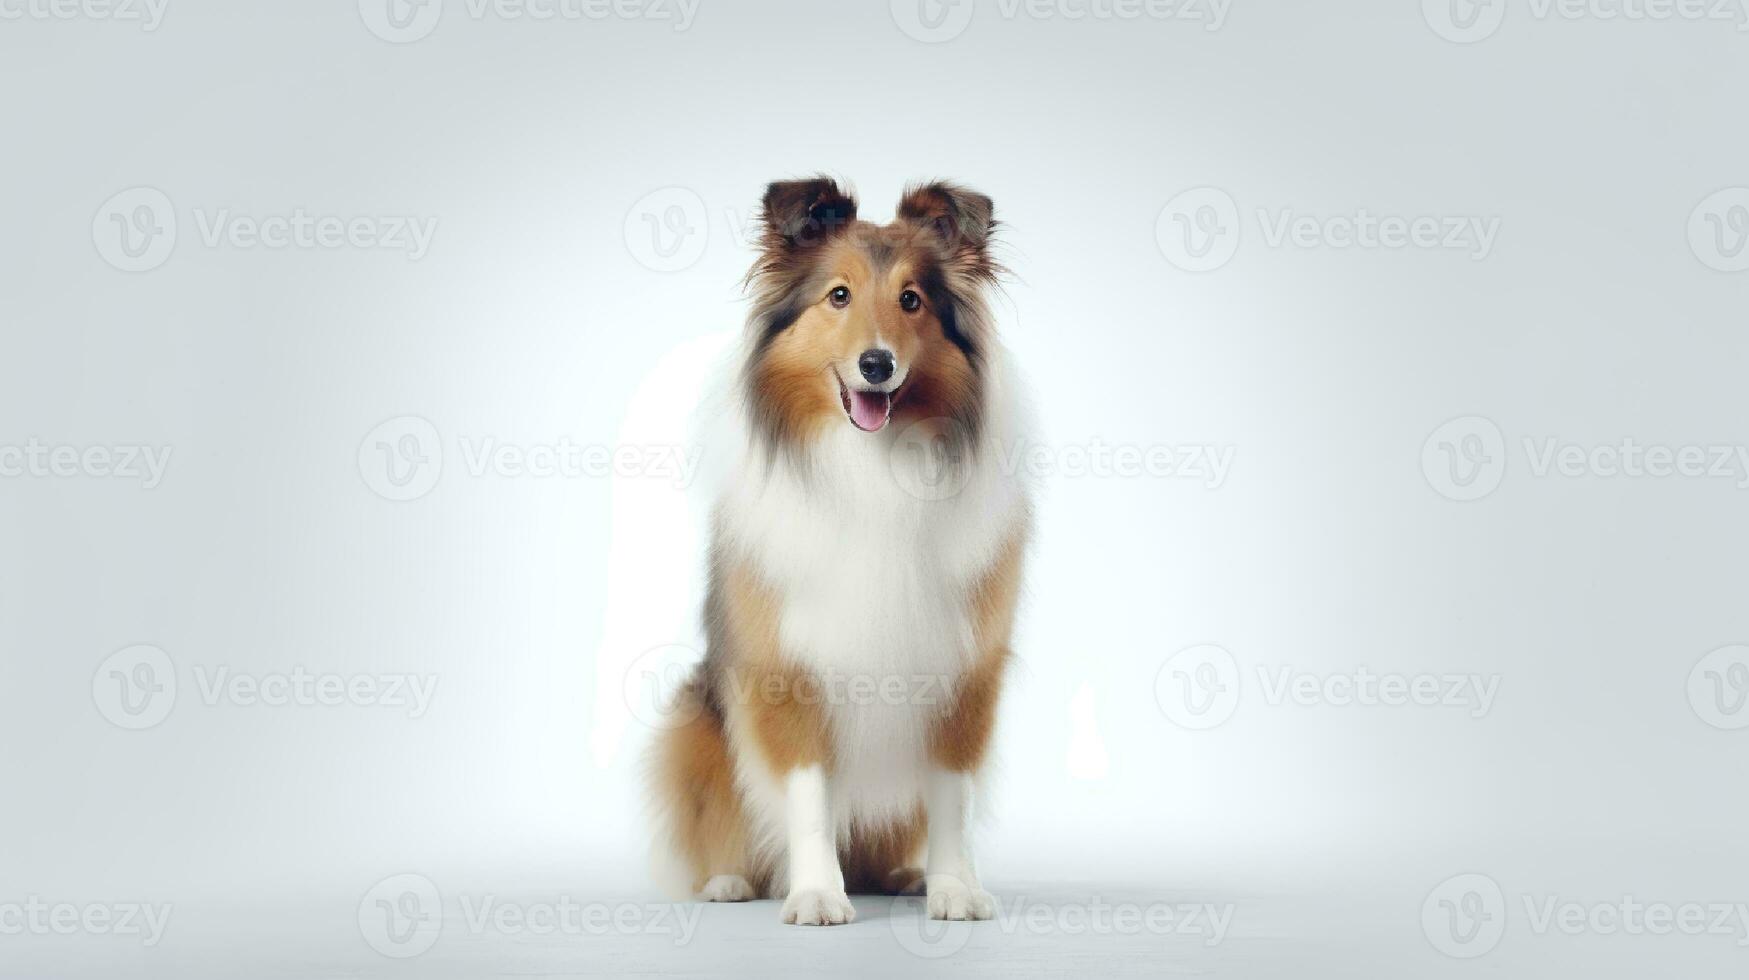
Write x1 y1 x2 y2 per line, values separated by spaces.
6 871 1741 978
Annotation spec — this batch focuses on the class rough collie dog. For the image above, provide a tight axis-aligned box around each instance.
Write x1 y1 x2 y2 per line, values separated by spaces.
649 177 1029 926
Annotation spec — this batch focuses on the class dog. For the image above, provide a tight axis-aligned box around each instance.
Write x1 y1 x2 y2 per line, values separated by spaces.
649 177 1030 926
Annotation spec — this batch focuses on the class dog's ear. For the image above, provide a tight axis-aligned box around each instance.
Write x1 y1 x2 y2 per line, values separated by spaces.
759 177 857 252
897 181 997 279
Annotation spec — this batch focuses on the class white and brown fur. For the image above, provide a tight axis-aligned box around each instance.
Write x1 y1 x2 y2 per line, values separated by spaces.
649 178 1030 925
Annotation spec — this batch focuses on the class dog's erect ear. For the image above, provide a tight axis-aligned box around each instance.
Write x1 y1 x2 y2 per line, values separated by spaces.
897 181 996 277
759 177 857 252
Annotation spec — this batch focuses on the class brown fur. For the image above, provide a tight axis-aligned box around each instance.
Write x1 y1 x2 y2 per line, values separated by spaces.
930 530 1026 771
649 682 770 895
716 560 832 774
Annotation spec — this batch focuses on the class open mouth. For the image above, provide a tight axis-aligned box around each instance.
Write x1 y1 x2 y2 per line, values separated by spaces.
836 373 895 433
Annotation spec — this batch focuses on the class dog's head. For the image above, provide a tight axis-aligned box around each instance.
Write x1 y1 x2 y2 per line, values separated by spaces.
741 177 1000 449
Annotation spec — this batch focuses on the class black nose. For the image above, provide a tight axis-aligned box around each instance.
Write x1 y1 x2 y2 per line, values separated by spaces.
858 349 895 385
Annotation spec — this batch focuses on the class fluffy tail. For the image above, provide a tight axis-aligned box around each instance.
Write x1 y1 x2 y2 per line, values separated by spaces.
645 672 764 898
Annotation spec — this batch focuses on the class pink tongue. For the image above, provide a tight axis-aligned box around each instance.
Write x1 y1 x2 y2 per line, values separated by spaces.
848 389 892 432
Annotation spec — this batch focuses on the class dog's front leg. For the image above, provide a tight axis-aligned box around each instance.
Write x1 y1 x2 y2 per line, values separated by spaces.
924 612 1014 920
922 535 1021 920
716 560 853 925
922 768 996 920
780 764 855 925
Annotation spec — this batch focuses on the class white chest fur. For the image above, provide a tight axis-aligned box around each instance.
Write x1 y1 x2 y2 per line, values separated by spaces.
716 369 1029 826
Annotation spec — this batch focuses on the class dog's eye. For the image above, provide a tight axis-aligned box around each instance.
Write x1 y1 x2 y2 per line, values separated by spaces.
899 289 922 313
828 286 851 309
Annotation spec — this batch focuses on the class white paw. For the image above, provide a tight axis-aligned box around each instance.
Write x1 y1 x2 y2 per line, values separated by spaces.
926 877 996 921
699 874 755 902
781 888 856 926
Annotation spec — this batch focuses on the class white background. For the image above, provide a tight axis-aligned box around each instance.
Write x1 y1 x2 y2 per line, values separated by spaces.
2 1 1747 976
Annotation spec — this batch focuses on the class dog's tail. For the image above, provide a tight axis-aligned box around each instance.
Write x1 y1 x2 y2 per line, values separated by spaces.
644 669 758 899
